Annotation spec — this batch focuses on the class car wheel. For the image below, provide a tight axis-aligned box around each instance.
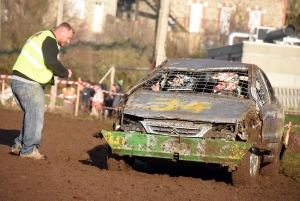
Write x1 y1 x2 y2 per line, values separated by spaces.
271 139 284 174
262 139 285 176
232 148 261 185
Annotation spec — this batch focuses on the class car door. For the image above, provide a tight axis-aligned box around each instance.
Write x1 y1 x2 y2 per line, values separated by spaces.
252 68 284 144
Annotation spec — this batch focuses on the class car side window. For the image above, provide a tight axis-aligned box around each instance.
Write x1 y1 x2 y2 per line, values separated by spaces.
255 70 271 106
260 70 275 100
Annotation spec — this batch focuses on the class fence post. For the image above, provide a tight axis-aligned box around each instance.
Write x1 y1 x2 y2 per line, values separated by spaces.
110 67 115 90
75 78 81 117
1 79 5 105
11 96 15 106
296 89 300 111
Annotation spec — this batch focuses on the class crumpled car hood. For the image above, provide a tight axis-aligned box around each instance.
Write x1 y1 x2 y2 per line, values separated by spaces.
123 91 254 123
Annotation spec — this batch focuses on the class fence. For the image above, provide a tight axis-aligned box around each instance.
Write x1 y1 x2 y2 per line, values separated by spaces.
0 75 123 116
274 87 300 112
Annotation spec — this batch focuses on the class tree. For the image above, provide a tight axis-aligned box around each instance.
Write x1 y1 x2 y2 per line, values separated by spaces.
0 0 54 74
286 0 300 36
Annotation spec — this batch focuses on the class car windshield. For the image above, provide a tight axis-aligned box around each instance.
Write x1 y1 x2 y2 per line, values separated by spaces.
143 69 249 99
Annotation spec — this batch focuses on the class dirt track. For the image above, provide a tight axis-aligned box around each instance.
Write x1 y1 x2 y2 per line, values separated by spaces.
0 108 299 201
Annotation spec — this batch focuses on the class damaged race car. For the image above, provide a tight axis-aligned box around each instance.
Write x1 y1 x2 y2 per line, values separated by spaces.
100 58 286 184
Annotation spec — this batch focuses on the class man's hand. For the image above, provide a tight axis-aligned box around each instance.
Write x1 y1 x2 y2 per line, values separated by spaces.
68 69 72 78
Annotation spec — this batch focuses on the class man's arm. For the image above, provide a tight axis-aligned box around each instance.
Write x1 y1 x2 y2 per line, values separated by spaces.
42 36 69 78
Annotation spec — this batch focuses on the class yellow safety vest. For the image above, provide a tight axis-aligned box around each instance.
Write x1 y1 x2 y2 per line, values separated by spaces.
13 30 59 84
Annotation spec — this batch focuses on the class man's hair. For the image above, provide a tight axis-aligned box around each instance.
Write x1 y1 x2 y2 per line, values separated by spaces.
150 80 159 86
55 22 75 34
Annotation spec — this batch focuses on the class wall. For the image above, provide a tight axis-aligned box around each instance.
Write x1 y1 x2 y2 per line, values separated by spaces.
242 41 300 89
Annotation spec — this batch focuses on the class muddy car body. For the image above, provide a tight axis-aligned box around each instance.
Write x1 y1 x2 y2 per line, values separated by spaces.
101 58 285 183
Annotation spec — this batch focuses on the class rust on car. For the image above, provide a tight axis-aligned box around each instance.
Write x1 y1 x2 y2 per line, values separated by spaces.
102 58 285 183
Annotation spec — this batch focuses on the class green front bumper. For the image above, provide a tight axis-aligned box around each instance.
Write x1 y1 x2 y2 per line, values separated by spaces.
101 130 253 165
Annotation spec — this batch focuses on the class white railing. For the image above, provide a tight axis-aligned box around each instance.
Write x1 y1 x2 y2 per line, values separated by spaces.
274 88 300 112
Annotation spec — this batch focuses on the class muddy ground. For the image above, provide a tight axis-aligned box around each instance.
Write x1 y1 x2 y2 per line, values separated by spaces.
0 108 299 201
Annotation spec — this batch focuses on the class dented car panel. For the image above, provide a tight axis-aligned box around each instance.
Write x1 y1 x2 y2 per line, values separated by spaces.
124 90 254 123
261 103 285 143
102 58 285 169
251 69 285 146
101 130 253 165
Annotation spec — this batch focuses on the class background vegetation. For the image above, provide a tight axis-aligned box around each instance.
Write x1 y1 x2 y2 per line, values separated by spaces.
0 0 299 91
281 150 300 183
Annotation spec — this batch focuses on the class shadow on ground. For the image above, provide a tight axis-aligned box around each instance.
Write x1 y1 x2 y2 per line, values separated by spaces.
0 129 19 147
80 143 233 184
79 143 109 170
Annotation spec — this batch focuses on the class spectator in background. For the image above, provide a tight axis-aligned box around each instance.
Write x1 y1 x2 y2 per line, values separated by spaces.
108 84 117 117
90 84 104 118
101 83 112 118
80 81 95 112
0 84 13 103
78 82 84 108
62 84 76 114
112 80 124 112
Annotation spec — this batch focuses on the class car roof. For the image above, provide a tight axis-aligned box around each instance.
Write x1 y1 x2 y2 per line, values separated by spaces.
161 58 248 70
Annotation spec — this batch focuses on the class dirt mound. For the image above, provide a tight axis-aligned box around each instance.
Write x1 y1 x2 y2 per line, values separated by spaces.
0 108 299 200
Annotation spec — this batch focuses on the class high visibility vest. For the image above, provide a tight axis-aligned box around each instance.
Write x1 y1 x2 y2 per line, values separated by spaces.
92 89 104 110
62 87 76 102
13 30 59 84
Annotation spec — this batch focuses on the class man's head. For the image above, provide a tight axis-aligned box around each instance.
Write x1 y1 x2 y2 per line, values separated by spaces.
173 76 180 84
53 22 74 47
151 81 160 91
111 84 117 92
94 84 101 89
214 81 226 92
116 80 123 90
170 74 183 85
211 73 239 92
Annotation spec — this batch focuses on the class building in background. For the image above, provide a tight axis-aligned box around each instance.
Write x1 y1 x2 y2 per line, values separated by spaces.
64 0 117 33
207 25 300 111
53 0 288 52
113 0 288 54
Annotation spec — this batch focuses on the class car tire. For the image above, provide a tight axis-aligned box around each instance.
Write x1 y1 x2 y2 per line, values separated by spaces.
272 139 285 174
232 148 261 185
261 138 285 176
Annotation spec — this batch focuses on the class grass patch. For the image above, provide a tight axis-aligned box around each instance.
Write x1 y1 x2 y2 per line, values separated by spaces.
45 97 64 106
285 114 300 133
281 150 300 183
282 114 300 183
285 114 300 124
